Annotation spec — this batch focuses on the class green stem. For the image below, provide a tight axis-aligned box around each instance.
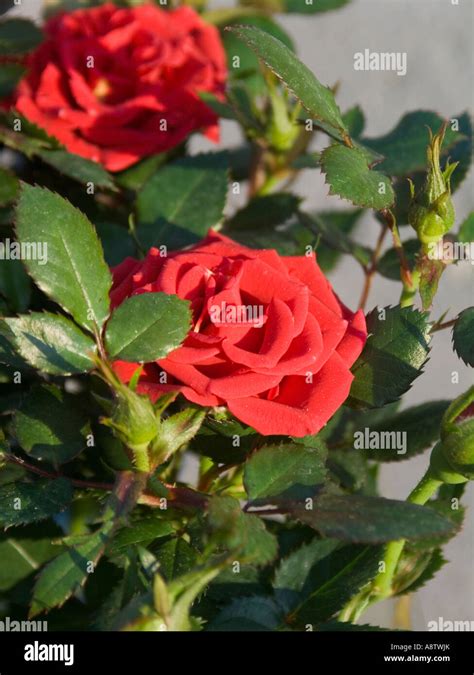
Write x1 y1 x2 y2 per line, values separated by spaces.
372 471 442 599
382 209 420 307
400 267 420 307
256 168 290 196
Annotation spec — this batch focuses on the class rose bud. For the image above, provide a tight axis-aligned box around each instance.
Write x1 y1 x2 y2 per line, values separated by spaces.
267 84 300 153
408 123 457 245
429 388 474 484
104 383 159 471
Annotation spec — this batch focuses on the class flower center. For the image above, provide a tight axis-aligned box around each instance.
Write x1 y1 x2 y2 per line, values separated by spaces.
93 77 111 101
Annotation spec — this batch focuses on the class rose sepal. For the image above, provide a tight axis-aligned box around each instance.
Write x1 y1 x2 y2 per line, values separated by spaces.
408 123 457 245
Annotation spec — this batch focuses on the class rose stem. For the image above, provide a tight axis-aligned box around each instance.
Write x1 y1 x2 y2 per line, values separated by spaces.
358 220 389 311
380 208 419 308
372 470 442 599
5 453 207 510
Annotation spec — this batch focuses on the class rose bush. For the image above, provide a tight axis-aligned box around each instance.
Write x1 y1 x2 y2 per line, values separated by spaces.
11 3 227 170
110 231 367 436
0 0 472 641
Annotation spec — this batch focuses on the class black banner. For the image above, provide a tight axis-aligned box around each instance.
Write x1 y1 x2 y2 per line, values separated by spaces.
0 631 471 673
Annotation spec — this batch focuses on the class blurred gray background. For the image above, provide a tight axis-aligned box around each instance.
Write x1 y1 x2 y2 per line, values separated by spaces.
7 0 474 629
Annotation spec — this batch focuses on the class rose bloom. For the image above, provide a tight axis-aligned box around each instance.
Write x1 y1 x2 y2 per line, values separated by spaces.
111 231 367 437
12 3 227 171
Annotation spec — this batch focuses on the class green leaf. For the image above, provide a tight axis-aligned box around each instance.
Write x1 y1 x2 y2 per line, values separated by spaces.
152 407 205 464
105 292 191 362
109 518 174 555
452 307 474 367
353 400 450 462
321 144 394 209
227 193 301 229
222 16 294 96
0 321 30 369
116 153 171 191
458 211 474 243
419 257 445 311
15 384 91 467
244 441 327 500
30 523 113 617
191 427 255 464
327 450 372 493
37 149 116 191
348 306 431 409
360 111 462 176
153 537 198 581
308 209 366 272
291 151 320 169
288 493 456 543
95 221 136 267
0 19 43 55
0 167 19 205
409 498 465 551
224 218 308 255
136 152 228 249
0 118 55 158
208 495 278 566
0 523 64 591
0 258 31 312
299 210 370 267
377 239 420 280
0 477 72 527
0 62 25 97
5 113 59 146
4 312 97 375
227 145 252 182
394 546 448 595
234 82 267 131
227 25 348 142
1 114 115 193
15 184 112 332
273 537 339 613
199 91 236 120
208 596 283 631
342 105 365 138
198 564 266 614
287 544 382 626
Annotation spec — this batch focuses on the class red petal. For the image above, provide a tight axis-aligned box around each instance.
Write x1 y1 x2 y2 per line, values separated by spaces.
336 308 367 366
227 352 353 437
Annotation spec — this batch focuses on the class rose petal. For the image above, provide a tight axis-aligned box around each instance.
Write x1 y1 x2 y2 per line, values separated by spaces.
228 352 353 437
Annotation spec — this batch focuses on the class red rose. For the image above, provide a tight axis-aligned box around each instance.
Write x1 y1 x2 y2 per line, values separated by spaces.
110 231 367 437
12 3 227 171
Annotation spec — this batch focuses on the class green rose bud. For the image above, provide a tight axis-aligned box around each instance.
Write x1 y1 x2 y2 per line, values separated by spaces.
267 86 300 153
429 441 468 485
429 386 474 483
408 123 458 245
104 384 159 472
440 412 474 481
